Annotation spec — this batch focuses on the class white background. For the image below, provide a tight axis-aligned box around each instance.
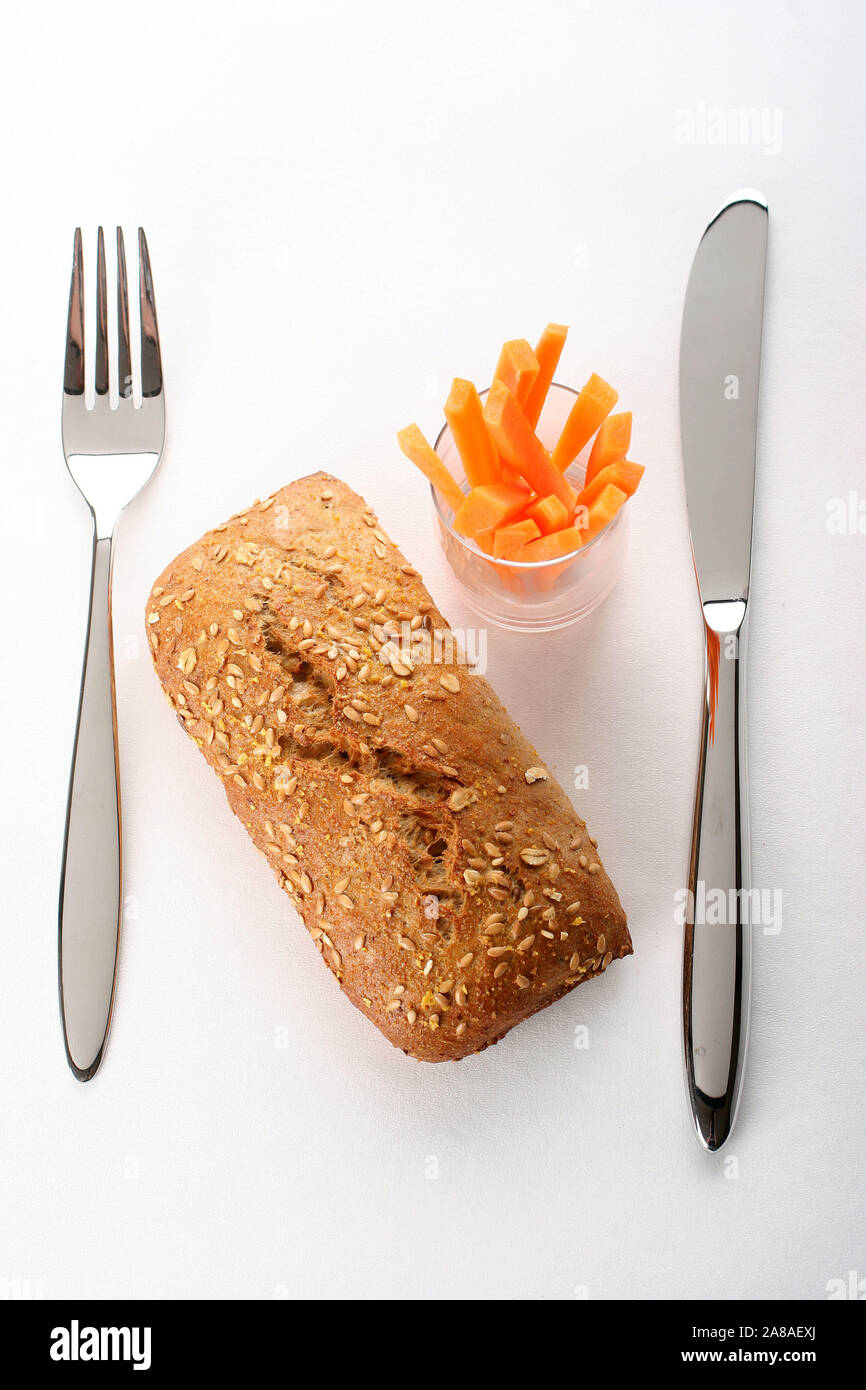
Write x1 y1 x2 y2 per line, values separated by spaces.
1 0 864 1300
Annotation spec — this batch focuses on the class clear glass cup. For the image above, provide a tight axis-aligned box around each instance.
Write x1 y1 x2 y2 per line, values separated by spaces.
432 382 630 633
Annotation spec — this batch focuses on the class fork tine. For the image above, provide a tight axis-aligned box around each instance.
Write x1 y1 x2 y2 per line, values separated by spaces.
116 228 132 399
138 229 163 397
94 227 109 396
64 228 85 395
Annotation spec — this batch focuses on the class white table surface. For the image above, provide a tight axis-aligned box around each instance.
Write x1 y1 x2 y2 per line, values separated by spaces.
1 0 864 1301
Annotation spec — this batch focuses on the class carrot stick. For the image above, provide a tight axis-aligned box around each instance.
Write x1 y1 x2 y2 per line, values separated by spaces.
397 424 465 513
585 411 632 486
579 483 628 540
472 528 526 591
453 481 531 538
523 323 568 429
577 459 644 510
522 492 569 535
483 382 578 516
492 339 540 404
444 378 501 487
514 526 584 563
551 373 619 471
492 518 541 558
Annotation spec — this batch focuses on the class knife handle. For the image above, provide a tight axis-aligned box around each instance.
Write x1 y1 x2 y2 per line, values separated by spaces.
682 599 752 1150
58 527 122 1081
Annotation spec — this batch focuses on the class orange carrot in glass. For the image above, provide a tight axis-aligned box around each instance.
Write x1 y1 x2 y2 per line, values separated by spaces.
551 373 618 471
397 424 465 513
492 339 540 404
492 518 541 558
523 323 568 429
444 378 501 487
453 481 531 538
584 411 632 486
579 483 628 540
522 492 569 535
514 526 584 563
577 459 644 511
483 382 578 516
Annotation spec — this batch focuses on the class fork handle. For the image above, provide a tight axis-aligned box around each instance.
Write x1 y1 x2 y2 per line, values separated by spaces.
682 600 752 1151
58 528 122 1081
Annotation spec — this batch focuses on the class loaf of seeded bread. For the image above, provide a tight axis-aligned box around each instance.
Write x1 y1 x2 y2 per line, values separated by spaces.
146 472 631 1061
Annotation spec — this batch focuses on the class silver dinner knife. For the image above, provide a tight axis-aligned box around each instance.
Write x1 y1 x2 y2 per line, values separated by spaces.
678 191 768 1151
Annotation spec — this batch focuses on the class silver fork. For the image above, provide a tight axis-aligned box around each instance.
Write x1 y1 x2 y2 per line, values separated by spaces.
59 227 166 1081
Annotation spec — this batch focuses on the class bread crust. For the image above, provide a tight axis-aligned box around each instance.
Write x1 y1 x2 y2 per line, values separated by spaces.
146 472 631 1061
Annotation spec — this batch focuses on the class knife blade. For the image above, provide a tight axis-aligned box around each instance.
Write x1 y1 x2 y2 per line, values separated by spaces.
678 190 768 1151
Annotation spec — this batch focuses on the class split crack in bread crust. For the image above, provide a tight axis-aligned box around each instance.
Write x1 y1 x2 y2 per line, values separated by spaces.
146 471 632 1062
